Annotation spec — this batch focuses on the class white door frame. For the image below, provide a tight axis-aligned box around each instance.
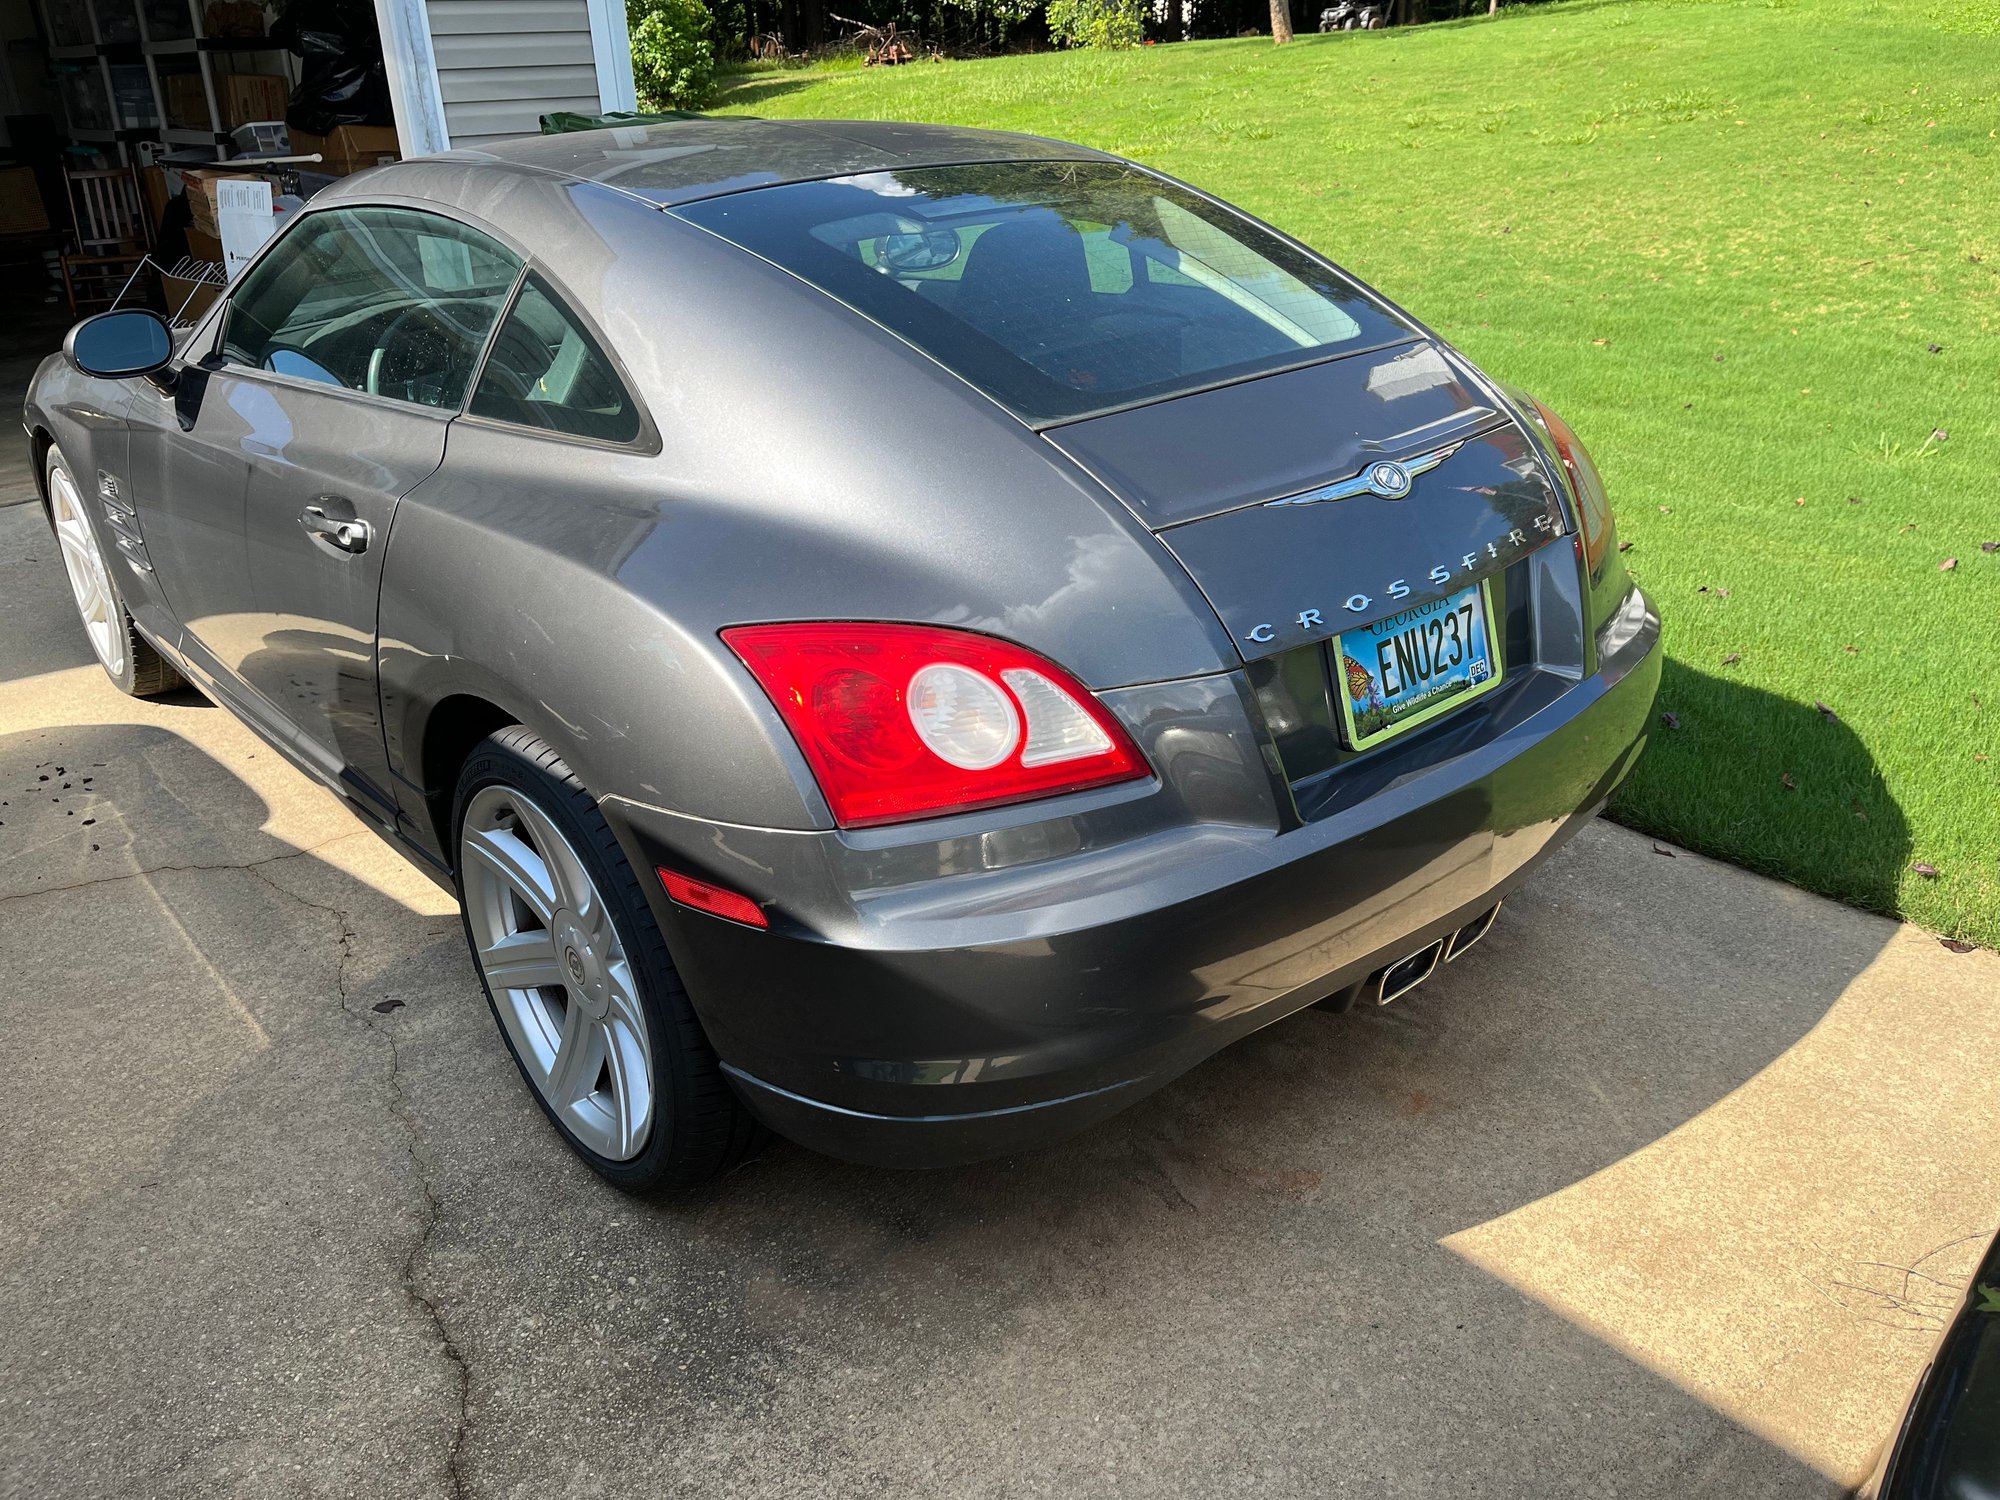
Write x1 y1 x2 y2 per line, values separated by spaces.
584 0 637 114
373 0 452 156
368 0 634 153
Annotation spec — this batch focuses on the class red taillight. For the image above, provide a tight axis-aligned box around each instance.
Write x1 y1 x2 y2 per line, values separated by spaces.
723 622 1150 828
1530 398 1615 579
657 866 769 928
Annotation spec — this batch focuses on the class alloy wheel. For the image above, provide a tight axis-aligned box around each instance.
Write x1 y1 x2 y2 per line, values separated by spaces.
459 784 656 1161
48 463 126 680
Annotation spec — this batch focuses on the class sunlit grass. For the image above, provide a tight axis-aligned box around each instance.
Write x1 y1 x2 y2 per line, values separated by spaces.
717 0 2000 945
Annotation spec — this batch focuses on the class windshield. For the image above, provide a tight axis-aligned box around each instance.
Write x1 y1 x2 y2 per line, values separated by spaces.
674 161 1415 423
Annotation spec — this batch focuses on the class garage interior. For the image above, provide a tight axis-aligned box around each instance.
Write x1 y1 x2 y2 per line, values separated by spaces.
0 0 400 347
0 0 636 509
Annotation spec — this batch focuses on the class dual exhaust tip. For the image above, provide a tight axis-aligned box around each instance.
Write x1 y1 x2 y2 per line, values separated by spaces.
1368 900 1501 1006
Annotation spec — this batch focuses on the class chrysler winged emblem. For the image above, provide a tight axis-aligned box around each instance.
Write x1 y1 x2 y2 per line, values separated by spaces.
1265 440 1465 508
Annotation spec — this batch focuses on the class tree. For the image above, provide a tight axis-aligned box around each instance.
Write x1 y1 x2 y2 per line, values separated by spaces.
627 0 716 108
1270 0 1293 41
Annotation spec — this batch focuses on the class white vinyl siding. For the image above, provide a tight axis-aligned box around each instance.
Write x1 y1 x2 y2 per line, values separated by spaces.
425 0 605 148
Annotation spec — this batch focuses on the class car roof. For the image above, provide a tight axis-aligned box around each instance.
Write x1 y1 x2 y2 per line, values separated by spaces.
397 117 1118 208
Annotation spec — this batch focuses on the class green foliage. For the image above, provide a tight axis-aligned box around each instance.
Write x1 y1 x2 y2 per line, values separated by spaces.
909 0 1044 53
627 0 717 109
1046 0 1148 46
704 0 750 58
716 0 2000 949
935 0 1044 27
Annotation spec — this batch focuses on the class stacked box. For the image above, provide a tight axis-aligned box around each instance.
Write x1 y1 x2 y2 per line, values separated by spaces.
290 125 401 175
163 72 210 129
218 72 289 130
0 167 50 234
180 168 262 235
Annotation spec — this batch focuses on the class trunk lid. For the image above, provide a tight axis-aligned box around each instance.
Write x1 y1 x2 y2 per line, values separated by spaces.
1043 342 1571 660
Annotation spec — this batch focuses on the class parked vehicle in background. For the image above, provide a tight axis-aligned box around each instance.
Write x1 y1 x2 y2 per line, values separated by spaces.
25 119 1658 1193
1319 3 1385 29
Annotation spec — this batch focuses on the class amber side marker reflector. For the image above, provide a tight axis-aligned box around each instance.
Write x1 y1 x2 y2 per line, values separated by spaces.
657 867 769 929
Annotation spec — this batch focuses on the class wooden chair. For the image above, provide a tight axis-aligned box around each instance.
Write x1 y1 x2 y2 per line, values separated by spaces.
61 167 151 315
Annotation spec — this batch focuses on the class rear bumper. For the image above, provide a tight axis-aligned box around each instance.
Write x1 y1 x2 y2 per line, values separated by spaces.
619 602 1661 1168
718 875 1540 1168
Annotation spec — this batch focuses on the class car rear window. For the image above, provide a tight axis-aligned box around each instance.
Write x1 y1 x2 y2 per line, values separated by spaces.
674 161 1415 424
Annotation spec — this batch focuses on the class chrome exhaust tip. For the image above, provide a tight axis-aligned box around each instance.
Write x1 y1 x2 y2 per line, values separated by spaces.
1445 900 1502 962
1372 937 1445 1006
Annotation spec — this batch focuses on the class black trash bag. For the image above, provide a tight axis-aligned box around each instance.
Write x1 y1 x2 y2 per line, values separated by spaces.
272 0 393 134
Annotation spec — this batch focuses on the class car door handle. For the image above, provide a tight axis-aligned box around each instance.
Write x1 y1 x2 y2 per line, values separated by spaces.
301 505 371 555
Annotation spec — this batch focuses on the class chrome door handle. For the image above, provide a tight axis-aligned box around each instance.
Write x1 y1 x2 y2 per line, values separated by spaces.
301 505 371 554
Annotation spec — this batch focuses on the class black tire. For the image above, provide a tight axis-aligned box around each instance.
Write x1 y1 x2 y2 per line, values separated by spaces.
45 448 184 698
451 726 763 1194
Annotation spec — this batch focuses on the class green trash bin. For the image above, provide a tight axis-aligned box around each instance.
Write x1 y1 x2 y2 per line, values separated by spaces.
539 109 709 133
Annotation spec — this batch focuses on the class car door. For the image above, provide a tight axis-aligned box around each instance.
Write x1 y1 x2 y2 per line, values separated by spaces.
134 204 522 806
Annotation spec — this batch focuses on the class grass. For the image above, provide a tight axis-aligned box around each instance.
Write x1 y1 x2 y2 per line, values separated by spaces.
715 0 2000 947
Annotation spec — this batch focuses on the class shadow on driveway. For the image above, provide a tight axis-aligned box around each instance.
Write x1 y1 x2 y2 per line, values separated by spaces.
4 492 1991 1500
8 698 1992 1496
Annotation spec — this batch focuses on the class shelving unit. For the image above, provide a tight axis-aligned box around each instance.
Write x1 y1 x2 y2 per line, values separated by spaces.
39 0 297 165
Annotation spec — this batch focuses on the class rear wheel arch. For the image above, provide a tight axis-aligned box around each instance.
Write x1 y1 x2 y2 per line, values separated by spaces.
405 680 638 869
419 694 520 857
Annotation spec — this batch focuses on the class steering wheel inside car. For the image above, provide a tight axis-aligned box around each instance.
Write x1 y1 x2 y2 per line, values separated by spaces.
365 303 470 406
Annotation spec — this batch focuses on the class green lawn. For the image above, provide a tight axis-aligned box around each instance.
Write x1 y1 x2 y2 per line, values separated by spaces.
717 0 2000 947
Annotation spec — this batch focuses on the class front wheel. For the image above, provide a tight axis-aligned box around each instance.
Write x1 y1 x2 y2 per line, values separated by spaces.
452 726 762 1193
46 448 182 697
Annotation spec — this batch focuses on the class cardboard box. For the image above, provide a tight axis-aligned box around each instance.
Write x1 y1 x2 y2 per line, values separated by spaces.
0 165 50 235
181 168 261 235
291 125 400 176
163 71 210 129
202 0 263 36
184 224 223 263
218 72 288 130
140 163 171 233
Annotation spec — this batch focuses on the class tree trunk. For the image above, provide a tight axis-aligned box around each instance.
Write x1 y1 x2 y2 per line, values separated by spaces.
1270 0 1293 43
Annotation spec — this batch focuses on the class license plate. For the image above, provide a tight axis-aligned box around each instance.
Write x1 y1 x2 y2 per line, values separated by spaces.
1333 582 1503 749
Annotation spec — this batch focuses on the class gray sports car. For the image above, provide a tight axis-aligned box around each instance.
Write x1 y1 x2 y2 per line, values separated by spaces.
25 120 1660 1192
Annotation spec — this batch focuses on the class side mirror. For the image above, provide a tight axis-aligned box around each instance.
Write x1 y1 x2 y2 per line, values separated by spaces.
65 308 175 380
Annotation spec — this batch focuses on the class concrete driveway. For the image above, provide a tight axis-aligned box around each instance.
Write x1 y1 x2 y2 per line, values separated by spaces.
4 456 2000 1498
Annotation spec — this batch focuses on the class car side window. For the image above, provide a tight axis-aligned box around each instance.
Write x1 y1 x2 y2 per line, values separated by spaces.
467 273 642 444
219 205 521 410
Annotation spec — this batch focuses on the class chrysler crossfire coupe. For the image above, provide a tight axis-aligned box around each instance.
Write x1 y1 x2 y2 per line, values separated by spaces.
25 120 1660 1192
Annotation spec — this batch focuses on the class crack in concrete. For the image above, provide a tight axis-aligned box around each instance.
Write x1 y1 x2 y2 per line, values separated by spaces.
0 830 370 906
0 811 477 1491
244 862 475 1500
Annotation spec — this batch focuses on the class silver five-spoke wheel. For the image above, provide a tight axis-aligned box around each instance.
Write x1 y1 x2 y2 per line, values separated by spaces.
460 783 656 1161
48 459 126 680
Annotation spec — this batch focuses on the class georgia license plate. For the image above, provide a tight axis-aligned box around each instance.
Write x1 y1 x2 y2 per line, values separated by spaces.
1334 582 1503 749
